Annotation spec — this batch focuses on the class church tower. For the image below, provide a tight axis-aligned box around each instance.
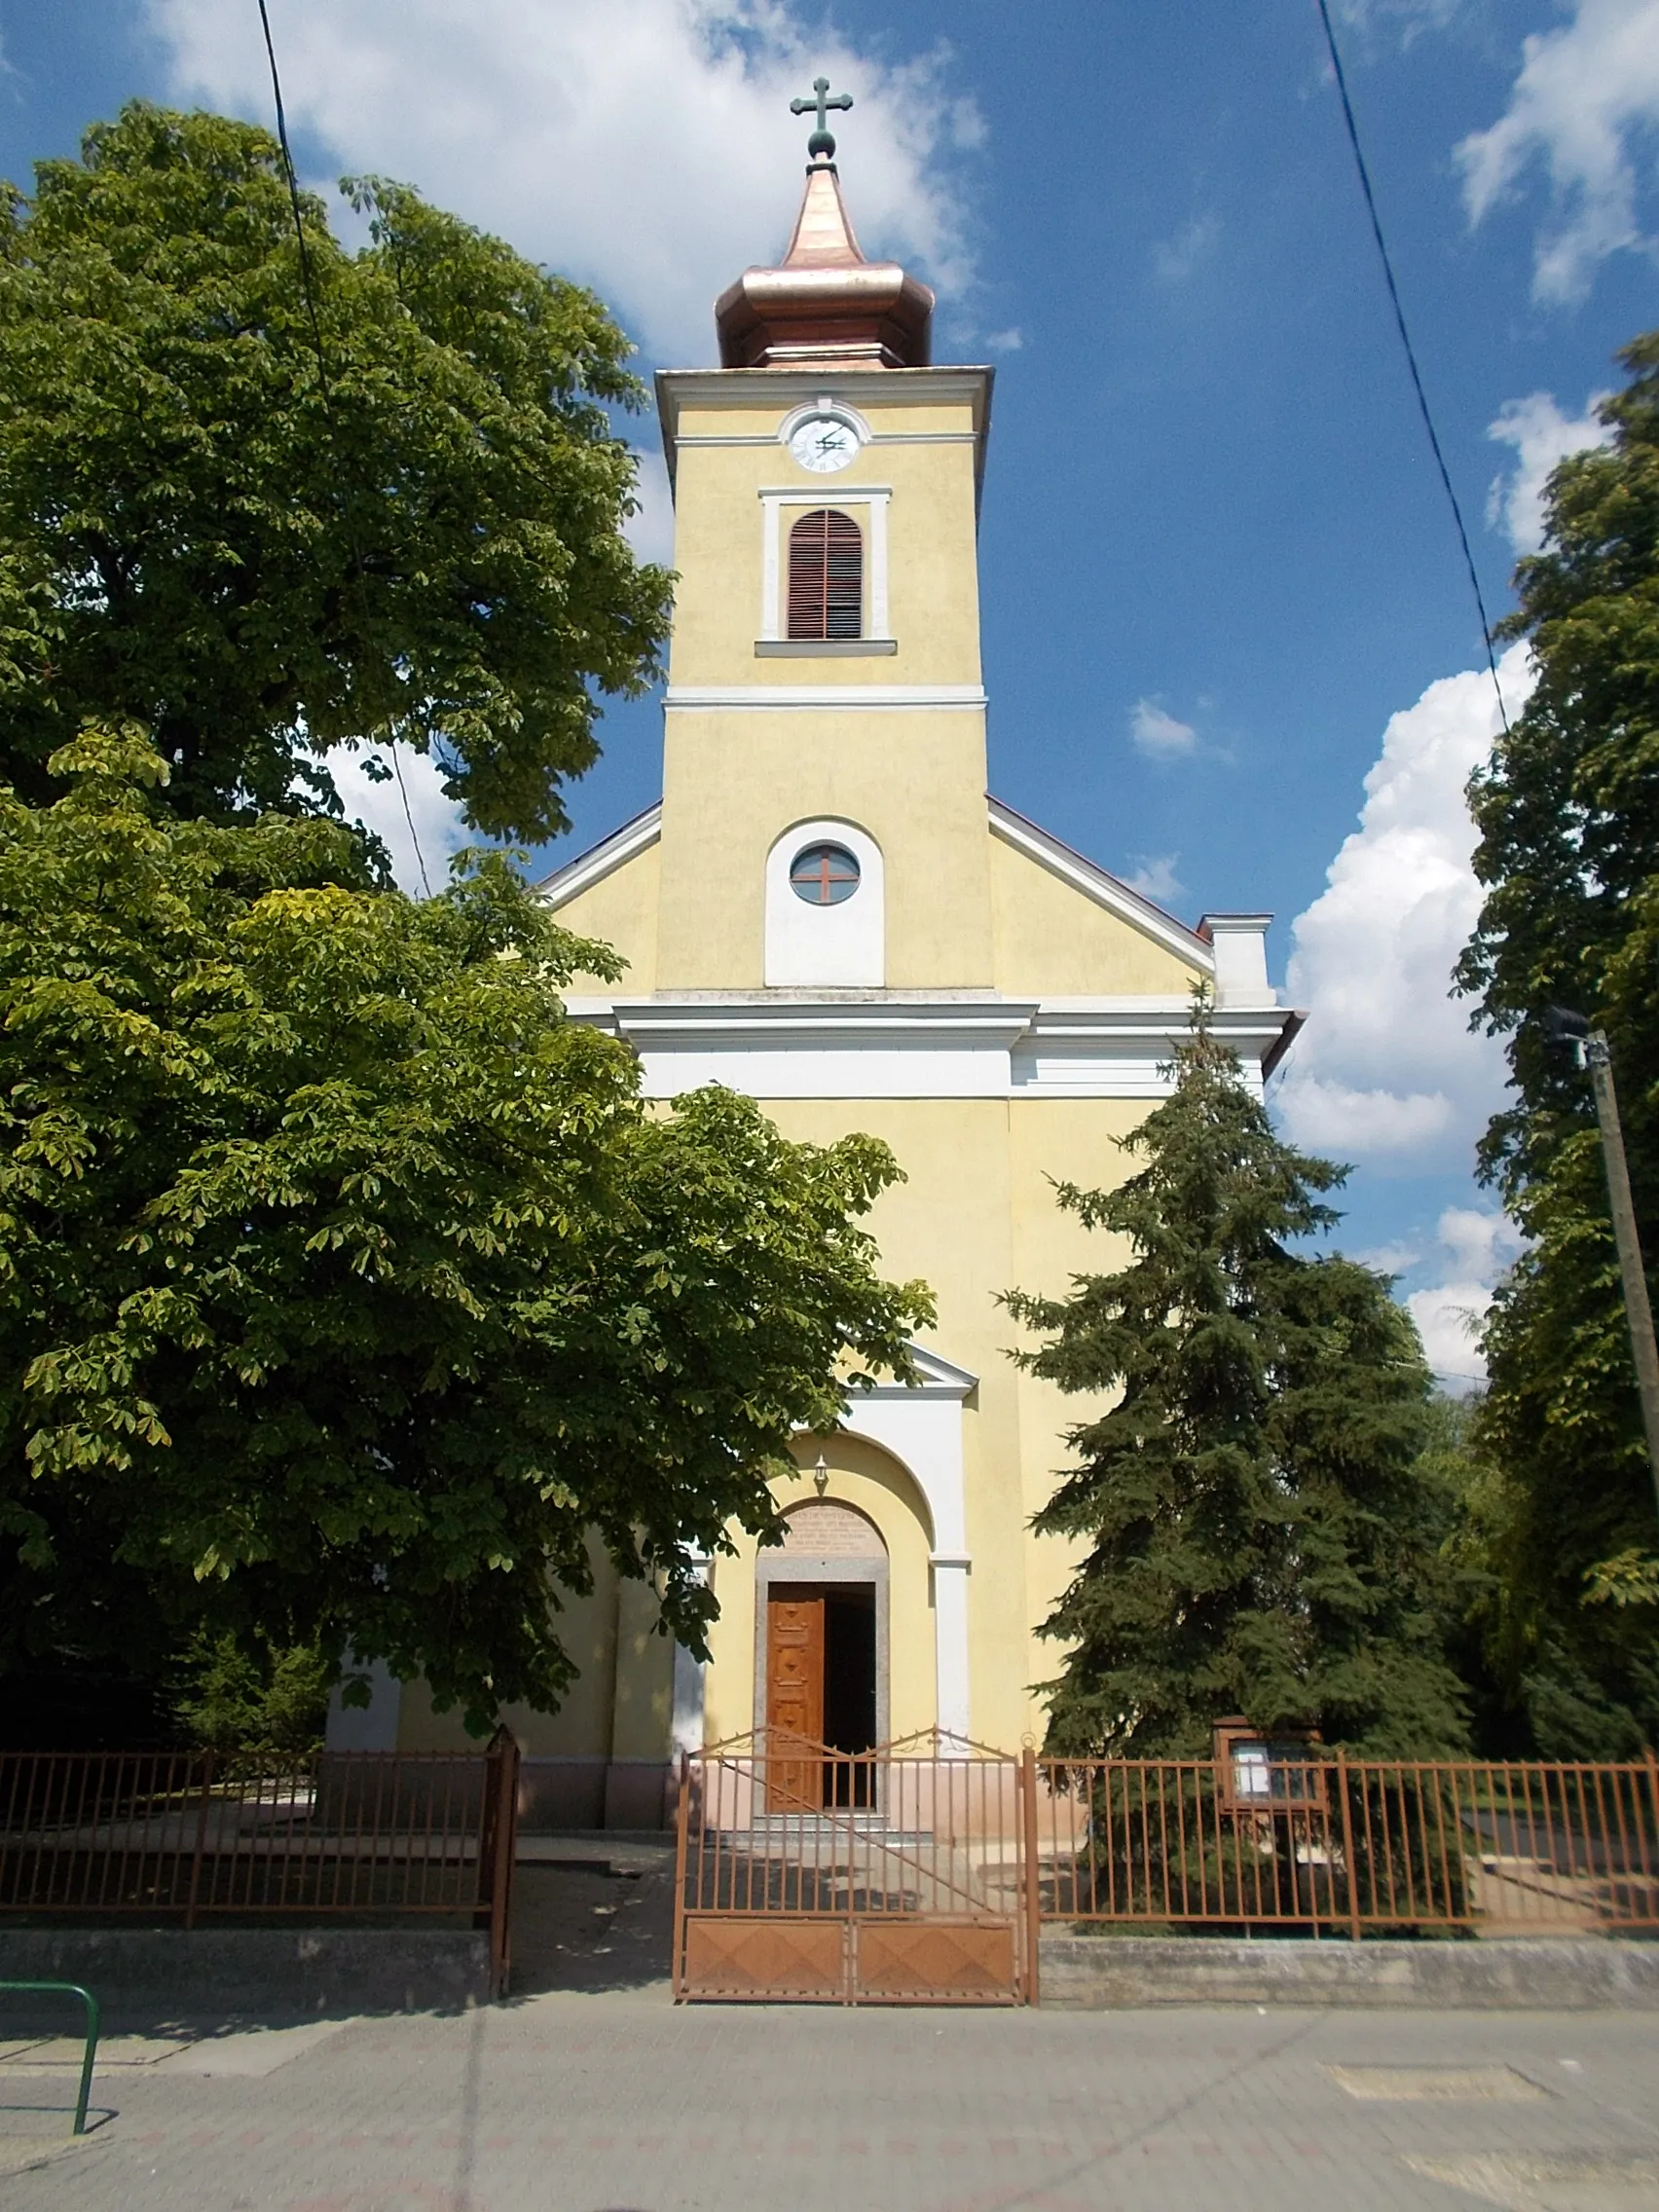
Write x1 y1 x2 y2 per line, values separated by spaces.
367 99 1300 1816
651 128 994 996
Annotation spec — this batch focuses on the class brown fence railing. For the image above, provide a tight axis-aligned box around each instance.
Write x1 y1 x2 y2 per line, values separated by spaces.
1036 1755 1659 1936
0 1733 521 1994
675 1730 1036 2003
675 1736 1659 2004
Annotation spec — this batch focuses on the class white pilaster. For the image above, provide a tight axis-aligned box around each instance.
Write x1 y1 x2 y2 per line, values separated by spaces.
929 1560 973 1745
868 492 890 639
840 1346 976 1743
669 1557 712 1758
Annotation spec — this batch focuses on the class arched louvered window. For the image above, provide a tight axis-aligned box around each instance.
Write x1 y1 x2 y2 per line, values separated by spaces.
787 508 863 642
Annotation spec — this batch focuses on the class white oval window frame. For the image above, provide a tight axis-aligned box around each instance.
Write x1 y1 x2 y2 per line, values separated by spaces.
788 839 863 906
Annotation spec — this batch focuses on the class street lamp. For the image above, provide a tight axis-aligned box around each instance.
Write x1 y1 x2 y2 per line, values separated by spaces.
1544 1006 1659 1521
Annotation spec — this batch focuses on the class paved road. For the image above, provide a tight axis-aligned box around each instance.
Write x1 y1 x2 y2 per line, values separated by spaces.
2 1862 1656 2210
5 1994 1658 2211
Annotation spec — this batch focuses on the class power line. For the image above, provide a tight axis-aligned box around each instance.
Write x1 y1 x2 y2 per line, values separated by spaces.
1313 0 1511 736
253 0 432 896
390 746 434 900
255 0 329 406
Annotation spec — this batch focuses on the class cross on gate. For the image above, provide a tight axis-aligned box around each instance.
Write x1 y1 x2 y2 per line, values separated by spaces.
791 76 853 161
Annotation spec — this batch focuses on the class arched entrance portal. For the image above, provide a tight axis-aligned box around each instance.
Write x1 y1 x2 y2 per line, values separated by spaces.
757 1500 887 1809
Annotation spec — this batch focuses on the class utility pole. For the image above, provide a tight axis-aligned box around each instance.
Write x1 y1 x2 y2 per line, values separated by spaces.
1547 1008 1659 1524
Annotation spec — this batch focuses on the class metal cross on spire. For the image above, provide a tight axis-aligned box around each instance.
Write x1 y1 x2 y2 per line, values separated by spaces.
791 76 853 162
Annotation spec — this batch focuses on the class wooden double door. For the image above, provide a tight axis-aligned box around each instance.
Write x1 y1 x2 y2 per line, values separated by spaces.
764 1583 877 1811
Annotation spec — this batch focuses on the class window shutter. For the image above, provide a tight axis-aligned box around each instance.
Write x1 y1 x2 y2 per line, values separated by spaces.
787 509 863 641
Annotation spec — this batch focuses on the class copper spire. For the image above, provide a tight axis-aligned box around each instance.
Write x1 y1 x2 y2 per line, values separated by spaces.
714 89 934 370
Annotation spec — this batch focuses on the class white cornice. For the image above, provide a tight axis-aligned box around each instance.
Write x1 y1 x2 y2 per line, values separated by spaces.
610 995 1040 1051
757 482 892 498
665 683 986 712
536 803 661 906
1018 1001 1290 1096
563 990 1297 1099
987 797 1214 970
656 367 993 414
675 432 977 450
755 639 899 657
1024 1002 1270 1039
654 366 994 505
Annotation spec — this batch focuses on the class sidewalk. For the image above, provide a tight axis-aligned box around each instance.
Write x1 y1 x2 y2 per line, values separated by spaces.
4 1862 1657 2210
3 1987 1657 2211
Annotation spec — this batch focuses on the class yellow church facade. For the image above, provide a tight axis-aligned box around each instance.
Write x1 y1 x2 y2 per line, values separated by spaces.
334 143 1298 1825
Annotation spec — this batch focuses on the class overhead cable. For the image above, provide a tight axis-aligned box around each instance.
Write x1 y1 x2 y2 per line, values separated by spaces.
1314 0 1511 735
255 0 330 405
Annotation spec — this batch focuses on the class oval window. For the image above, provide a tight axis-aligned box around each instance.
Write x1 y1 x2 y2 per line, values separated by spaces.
789 842 861 905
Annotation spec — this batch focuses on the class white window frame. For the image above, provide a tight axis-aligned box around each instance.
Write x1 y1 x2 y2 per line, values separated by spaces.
758 487 892 645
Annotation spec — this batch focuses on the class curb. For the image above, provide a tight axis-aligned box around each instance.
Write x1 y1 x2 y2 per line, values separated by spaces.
0 1927 493 2017
1039 1934 1659 2009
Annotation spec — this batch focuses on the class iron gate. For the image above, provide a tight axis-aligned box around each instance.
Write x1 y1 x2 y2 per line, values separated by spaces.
673 1731 1040 2005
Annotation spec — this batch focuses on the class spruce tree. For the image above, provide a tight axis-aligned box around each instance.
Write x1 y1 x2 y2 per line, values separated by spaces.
1008 1014 1466 1758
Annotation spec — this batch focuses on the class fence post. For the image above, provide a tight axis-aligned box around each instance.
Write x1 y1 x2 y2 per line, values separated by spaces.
671 1751 691 2003
1645 1751 1659 1876
184 1751 214 1931
1019 1747 1041 2008
482 1727 520 2000
1335 1748 1361 1942
475 1758 496 1929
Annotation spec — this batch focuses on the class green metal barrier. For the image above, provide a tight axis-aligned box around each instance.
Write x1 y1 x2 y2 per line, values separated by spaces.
0 1981 100 2134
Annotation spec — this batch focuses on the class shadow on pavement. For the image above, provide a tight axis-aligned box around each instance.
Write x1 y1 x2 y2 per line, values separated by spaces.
506 1847 676 1996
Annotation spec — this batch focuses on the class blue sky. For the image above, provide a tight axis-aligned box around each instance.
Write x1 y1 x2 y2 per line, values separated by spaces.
5 0 1656 1381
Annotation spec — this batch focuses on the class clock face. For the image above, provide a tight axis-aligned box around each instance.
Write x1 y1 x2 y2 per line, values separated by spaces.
789 414 861 472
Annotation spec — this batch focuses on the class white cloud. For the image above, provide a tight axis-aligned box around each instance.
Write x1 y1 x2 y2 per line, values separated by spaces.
1124 852 1184 905
1406 1277 1492 1388
1353 1238 1422 1276
146 0 980 365
1273 642 1533 1172
326 744 469 897
1487 387 1615 555
1402 1205 1525 1391
622 446 677 569
1282 1079 1461 1158
1437 1203 1526 1282
983 327 1024 352
1153 212 1219 284
1333 0 1462 31
1129 698 1198 758
1456 0 1659 304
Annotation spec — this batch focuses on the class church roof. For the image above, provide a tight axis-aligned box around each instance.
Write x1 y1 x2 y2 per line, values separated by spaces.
714 156 934 371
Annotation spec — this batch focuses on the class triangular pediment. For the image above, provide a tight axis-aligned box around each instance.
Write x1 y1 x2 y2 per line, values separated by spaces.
850 1341 977 1401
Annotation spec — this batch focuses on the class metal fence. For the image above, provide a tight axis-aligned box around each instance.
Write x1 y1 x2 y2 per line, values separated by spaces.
0 1733 521 1994
1036 1755 1659 1937
674 1730 1039 2004
675 1736 1659 2005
